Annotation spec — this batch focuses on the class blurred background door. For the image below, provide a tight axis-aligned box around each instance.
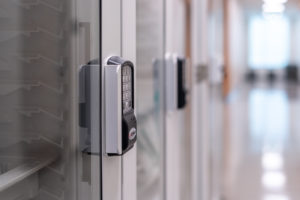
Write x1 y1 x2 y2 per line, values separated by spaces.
136 0 165 200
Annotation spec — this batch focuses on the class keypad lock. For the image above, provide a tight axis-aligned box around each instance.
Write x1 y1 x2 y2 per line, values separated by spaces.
177 57 187 109
165 54 188 111
105 56 137 156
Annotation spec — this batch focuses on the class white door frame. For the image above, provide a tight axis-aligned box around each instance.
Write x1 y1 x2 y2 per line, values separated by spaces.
101 0 137 200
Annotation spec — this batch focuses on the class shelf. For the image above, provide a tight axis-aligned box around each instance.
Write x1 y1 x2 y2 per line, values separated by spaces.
0 153 57 192
0 0 70 198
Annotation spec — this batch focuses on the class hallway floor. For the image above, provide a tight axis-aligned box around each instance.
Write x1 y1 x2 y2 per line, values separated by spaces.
223 82 300 200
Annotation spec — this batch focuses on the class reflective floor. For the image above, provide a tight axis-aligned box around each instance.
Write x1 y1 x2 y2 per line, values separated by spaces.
223 82 300 200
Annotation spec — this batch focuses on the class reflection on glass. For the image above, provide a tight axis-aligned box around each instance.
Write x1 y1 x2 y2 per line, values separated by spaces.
249 89 289 151
264 194 289 200
262 152 283 170
262 171 286 189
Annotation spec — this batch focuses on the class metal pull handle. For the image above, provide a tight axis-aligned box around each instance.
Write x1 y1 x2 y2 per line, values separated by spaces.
196 64 208 83
79 22 91 63
165 53 178 111
79 62 100 155
165 54 188 110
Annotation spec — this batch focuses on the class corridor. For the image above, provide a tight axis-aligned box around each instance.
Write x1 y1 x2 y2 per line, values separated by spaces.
223 83 300 200
0 0 300 199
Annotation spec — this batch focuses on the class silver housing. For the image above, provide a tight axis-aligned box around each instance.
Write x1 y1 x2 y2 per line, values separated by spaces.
165 53 178 111
104 64 123 155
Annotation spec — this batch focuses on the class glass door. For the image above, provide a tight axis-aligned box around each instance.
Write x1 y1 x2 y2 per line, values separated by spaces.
136 0 165 200
0 0 138 199
77 0 101 200
0 0 101 199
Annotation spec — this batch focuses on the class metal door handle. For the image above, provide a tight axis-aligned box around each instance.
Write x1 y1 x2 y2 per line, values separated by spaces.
79 61 100 155
79 22 91 63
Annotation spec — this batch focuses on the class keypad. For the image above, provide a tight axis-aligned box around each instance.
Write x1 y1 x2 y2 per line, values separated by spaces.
122 66 133 113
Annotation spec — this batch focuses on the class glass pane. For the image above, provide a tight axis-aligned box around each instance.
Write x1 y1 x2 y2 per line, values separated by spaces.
136 0 165 200
76 1 100 200
0 0 100 199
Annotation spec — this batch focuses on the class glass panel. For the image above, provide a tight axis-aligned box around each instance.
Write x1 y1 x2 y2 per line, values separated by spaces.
136 0 165 200
0 0 100 200
76 1 100 200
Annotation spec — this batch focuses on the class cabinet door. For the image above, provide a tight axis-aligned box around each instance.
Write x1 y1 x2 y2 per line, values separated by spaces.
101 0 137 200
0 0 100 200
165 0 194 200
136 0 165 200
0 0 138 199
77 0 101 200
